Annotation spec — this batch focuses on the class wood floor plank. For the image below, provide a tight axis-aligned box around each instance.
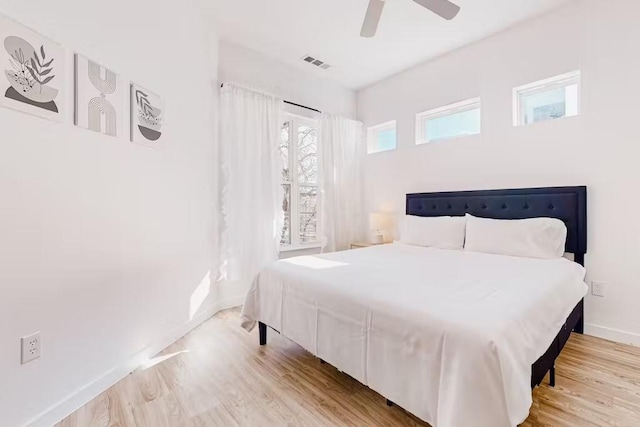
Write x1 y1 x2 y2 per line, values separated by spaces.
57 309 640 427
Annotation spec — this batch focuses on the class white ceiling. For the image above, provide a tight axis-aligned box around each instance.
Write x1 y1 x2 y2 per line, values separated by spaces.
203 0 573 89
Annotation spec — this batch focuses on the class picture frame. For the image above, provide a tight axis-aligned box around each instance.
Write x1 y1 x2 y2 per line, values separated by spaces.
0 12 66 122
130 82 163 147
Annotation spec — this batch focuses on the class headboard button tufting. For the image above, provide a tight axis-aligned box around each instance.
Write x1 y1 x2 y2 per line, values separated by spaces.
405 186 586 260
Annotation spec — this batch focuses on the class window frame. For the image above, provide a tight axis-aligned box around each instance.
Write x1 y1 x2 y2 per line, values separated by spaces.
367 120 397 154
512 70 581 126
415 97 481 145
279 113 321 251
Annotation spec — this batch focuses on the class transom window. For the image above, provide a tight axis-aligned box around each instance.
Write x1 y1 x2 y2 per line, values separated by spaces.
415 98 481 145
367 120 397 154
513 71 581 126
279 114 319 248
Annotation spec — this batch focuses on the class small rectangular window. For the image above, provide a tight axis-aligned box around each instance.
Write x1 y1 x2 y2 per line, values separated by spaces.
367 120 396 154
513 71 580 126
415 98 481 145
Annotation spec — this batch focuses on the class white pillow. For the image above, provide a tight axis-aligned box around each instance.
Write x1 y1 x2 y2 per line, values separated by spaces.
464 214 567 259
399 215 466 250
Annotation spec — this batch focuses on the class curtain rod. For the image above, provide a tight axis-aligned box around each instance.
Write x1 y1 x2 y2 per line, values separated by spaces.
220 83 321 114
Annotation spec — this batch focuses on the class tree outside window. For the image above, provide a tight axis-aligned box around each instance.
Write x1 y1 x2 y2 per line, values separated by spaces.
279 115 319 247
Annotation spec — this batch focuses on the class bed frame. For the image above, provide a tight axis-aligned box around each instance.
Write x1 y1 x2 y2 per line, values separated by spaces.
405 185 587 388
259 186 587 392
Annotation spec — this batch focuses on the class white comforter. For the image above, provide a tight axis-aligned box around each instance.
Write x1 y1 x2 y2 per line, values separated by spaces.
241 244 587 427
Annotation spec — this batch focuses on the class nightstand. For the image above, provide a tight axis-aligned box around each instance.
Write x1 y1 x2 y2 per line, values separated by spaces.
350 242 374 249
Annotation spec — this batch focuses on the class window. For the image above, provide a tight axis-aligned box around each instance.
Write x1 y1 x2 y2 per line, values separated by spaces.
279 114 319 248
415 98 481 145
367 120 396 154
513 71 580 126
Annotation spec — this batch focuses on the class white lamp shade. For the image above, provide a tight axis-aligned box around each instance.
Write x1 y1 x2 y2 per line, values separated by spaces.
369 212 392 231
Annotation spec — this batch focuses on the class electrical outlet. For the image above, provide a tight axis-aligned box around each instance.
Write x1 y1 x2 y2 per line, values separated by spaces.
591 281 606 297
21 332 41 364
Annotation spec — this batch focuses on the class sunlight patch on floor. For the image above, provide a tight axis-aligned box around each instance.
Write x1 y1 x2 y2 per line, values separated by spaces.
139 350 189 370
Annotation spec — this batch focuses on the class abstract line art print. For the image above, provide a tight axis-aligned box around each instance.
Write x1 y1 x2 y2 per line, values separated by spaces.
74 53 123 137
130 83 163 147
0 13 65 121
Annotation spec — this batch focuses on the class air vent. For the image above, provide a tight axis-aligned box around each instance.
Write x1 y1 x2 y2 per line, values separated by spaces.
301 55 331 70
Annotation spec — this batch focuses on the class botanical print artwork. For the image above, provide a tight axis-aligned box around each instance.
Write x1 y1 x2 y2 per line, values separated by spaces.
74 53 123 137
0 13 65 121
5 38 57 111
130 83 163 146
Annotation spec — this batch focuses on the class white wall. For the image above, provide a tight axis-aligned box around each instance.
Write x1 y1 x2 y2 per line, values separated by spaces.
358 0 640 345
219 40 357 119
0 1 219 425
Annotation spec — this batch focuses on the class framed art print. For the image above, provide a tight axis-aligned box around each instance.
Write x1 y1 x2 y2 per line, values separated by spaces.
74 53 123 137
0 13 66 121
130 82 163 147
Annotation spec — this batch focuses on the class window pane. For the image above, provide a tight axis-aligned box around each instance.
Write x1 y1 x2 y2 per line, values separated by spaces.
377 128 396 151
367 121 397 154
280 184 291 245
298 125 318 184
426 108 480 142
521 84 578 124
280 122 290 182
299 185 317 243
514 71 581 126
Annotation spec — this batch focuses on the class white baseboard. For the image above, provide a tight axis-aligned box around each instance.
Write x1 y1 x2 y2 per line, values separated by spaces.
584 323 640 347
26 296 245 427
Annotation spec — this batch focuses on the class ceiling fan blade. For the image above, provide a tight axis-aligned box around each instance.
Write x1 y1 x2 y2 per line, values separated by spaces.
361 0 385 38
412 0 460 20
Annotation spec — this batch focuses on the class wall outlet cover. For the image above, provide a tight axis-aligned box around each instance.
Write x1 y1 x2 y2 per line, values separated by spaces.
591 281 606 297
21 332 41 364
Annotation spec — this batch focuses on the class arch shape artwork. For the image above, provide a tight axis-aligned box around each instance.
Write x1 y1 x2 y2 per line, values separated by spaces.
88 96 116 136
88 60 116 94
74 54 122 137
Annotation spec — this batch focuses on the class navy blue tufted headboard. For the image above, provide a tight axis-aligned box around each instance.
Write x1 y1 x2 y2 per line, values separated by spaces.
406 186 587 264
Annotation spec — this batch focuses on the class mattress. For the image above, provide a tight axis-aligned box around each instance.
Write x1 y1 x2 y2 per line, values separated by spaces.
241 243 588 427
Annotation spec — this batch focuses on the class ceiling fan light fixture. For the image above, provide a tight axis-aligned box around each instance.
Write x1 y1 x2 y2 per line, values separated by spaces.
412 0 460 20
360 0 460 38
360 0 386 38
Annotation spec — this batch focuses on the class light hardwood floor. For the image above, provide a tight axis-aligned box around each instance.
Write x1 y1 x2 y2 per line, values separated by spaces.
58 308 640 427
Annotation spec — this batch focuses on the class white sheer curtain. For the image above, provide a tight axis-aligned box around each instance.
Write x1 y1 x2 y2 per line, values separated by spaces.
218 83 283 285
319 113 367 252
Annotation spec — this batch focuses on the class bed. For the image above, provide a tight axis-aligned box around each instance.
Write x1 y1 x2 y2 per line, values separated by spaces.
241 186 588 427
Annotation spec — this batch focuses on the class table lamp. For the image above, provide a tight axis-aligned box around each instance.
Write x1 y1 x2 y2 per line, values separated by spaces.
369 212 392 244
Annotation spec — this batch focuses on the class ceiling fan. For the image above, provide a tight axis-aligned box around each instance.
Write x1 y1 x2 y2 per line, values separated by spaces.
361 0 461 37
